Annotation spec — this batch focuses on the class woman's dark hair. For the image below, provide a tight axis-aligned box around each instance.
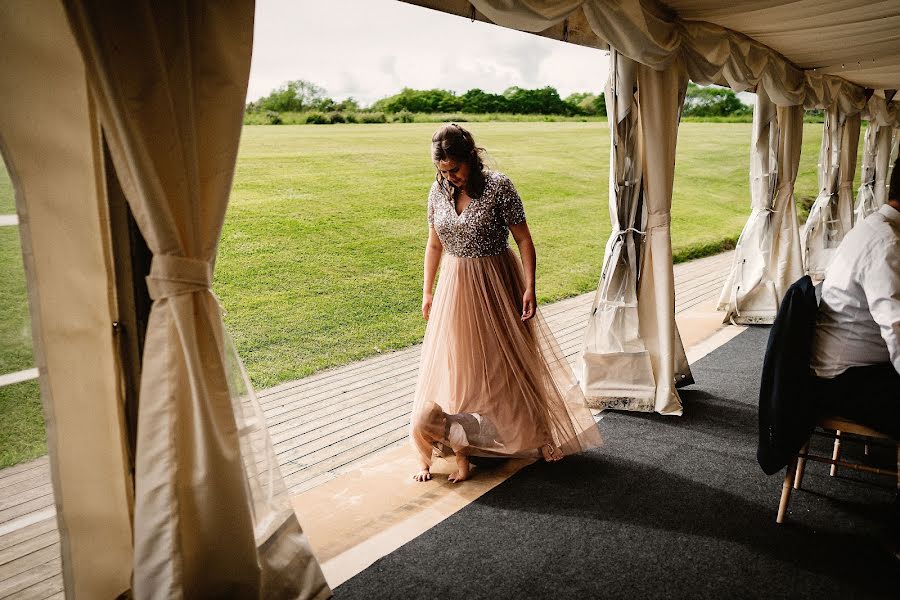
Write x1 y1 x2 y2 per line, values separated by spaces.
432 123 486 199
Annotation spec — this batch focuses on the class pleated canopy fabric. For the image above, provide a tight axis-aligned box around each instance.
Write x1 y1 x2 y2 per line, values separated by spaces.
855 96 900 224
579 50 691 414
800 108 862 281
718 90 805 324
580 51 653 409
404 0 899 107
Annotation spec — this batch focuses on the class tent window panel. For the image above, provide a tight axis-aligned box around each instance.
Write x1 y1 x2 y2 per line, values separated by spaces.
0 159 43 468
0 211 35 379
0 379 45 468
0 161 13 215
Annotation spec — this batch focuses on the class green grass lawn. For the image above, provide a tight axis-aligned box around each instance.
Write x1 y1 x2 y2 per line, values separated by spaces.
0 168 14 214
0 223 42 467
0 120 859 467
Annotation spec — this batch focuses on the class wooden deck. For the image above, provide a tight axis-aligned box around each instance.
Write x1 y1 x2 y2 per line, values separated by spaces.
0 251 733 598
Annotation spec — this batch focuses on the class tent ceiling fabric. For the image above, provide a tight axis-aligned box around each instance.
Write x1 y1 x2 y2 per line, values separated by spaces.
665 0 900 91
402 1 900 100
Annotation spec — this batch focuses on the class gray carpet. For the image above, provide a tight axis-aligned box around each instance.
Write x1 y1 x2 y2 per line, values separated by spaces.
336 327 900 599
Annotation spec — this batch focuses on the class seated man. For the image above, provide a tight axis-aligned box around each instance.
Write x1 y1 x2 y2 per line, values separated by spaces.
810 156 899 436
812 156 900 558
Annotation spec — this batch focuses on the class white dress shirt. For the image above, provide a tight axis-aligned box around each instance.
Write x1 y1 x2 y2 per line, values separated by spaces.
811 203 900 378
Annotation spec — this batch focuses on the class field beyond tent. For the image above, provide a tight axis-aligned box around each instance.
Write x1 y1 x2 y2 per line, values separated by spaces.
0 121 857 467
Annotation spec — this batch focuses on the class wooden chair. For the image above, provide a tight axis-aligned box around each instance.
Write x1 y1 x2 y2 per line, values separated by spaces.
777 416 900 524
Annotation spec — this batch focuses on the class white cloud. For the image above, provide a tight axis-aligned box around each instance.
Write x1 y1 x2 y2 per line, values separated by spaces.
248 0 610 106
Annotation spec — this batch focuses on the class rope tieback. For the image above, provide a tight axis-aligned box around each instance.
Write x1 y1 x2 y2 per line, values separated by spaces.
146 255 213 301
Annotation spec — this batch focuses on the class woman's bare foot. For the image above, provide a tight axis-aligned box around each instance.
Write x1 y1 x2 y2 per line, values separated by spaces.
413 466 432 482
541 443 563 463
448 453 472 483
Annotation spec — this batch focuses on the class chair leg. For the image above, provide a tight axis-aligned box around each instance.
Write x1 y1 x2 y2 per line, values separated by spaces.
777 456 799 524
830 430 842 477
794 442 809 490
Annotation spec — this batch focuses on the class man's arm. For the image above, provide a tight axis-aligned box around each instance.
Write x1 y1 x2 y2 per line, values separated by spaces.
864 239 900 374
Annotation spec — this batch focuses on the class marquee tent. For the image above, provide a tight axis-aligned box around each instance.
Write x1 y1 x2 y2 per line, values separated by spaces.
1 0 899 597
402 0 900 409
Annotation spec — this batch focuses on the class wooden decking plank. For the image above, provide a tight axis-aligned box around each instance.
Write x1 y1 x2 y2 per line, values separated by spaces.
260 349 421 410
0 471 49 498
283 426 409 492
0 530 57 568
0 479 51 503
270 384 415 446
676 274 728 303
276 405 414 471
0 486 53 515
281 420 410 483
263 357 421 422
265 370 419 436
258 347 420 405
290 437 410 495
271 388 414 449
0 520 56 554
0 470 48 494
0 460 47 484
278 410 412 469
674 270 729 296
0 546 58 587
677 281 728 311
0 496 55 528
8 575 64 600
0 557 59 599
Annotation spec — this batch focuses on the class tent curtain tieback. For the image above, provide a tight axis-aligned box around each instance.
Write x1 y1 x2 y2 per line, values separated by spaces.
645 212 670 230
145 255 213 300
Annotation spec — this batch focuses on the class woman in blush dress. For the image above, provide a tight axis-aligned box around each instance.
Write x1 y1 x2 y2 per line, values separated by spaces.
410 124 602 483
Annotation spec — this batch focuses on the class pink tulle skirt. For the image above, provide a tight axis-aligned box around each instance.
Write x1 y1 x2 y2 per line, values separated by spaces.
410 249 602 466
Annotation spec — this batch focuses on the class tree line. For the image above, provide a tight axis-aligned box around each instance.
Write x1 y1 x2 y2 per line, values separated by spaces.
246 79 751 121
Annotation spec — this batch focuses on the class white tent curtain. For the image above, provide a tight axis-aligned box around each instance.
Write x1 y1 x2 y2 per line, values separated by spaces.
579 51 656 410
801 108 862 281
0 2 133 596
61 1 329 598
855 96 900 224
854 122 890 224
718 87 804 324
579 50 691 415
634 57 692 415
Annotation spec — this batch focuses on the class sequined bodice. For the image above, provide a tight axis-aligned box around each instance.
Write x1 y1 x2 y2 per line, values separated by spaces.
427 171 526 258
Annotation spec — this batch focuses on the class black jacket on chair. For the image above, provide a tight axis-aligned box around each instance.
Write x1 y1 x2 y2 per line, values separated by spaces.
757 275 819 475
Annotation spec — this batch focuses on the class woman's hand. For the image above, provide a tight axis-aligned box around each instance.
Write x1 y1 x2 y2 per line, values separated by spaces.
422 292 434 321
521 287 536 321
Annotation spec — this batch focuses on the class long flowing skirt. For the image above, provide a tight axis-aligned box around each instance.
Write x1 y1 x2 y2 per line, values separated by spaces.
410 249 602 466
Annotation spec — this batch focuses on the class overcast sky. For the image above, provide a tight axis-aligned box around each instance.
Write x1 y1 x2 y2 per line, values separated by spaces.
248 0 611 106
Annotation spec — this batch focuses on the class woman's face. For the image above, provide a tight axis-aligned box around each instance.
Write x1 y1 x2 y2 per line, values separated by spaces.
437 157 470 189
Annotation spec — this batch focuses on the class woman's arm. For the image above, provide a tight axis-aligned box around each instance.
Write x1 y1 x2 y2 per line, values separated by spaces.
422 226 444 320
509 222 536 321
